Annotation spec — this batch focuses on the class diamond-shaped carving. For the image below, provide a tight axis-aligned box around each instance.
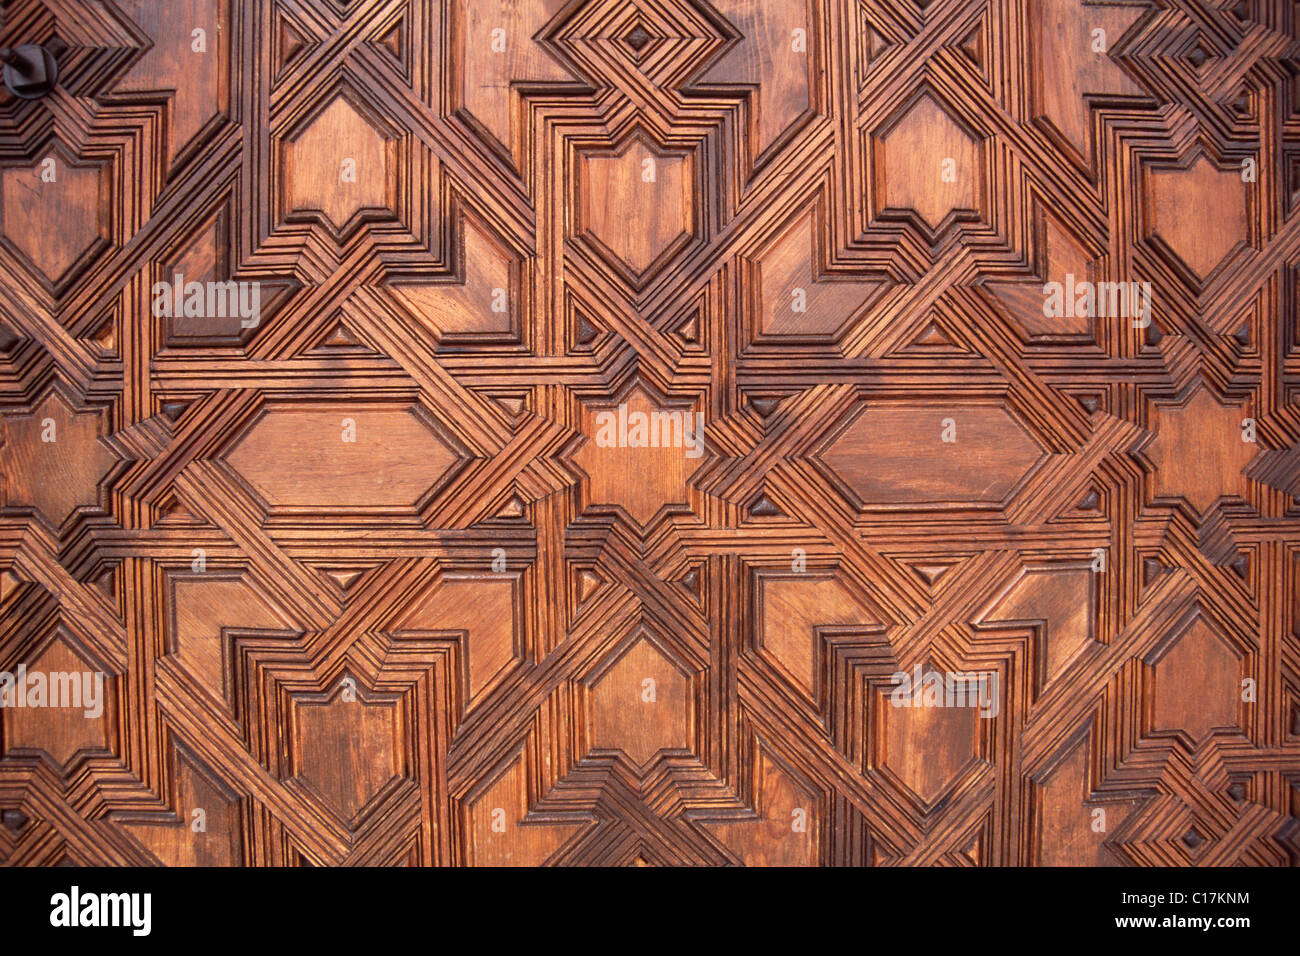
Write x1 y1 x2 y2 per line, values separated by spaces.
625 24 652 53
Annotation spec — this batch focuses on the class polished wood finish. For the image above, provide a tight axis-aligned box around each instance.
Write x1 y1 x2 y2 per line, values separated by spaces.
1 0 1299 867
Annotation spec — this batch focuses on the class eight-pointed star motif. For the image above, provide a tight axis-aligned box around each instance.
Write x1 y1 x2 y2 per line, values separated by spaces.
1143 386 1259 516
0 393 118 528
570 386 705 527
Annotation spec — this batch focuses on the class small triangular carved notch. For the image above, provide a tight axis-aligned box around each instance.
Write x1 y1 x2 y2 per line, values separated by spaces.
1228 552 1249 579
1077 489 1101 511
957 21 984 70
571 566 605 614
749 494 782 517
0 570 23 603
954 814 990 865
575 314 600 347
87 314 117 356
310 319 375 354
474 489 530 526
749 396 781 418
576 568 603 605
913 321 955 347
496 495 527 519
323 324 362 348
1142 556 1171 587
910 562 954 587
322 567 368 592
671 309 701 345
863 26 889 66
90 564 118 602
677 563 704 603
490 391 527 422
896 317 972 356
154 491 200 527
1232 322 1251 346
374 17 404 63
275 7 313 78
279 23 306 64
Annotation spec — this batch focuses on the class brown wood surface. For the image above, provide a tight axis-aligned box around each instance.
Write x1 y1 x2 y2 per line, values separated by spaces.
0 0 1298 867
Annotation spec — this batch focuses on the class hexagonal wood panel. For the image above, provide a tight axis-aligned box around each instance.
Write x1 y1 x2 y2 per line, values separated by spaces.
0 0 1298 868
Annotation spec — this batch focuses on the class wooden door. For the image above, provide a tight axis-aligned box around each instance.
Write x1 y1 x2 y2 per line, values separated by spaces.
0 0 1297 867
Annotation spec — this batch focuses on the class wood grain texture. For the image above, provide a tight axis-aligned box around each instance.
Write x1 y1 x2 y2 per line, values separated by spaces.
0 0 1299 868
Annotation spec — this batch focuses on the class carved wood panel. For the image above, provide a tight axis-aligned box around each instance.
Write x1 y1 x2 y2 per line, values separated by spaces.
1 0 1299 866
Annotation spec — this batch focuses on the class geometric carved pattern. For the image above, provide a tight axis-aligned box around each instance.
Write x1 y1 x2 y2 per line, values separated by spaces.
1 0 1298 869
